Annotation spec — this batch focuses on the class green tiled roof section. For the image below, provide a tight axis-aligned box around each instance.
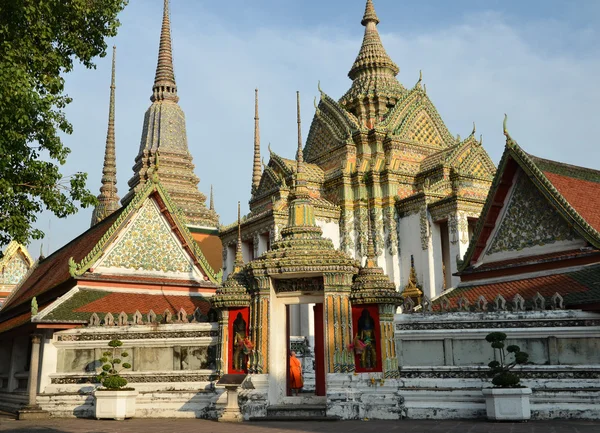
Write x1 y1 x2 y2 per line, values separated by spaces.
565 264 600 305
529 155 600 184
41 290 109 322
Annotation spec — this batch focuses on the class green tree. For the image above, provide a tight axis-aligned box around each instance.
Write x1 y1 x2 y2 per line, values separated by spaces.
0 0 128 251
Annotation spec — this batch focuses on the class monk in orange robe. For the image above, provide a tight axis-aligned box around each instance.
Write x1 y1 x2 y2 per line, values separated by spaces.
289 351 303 396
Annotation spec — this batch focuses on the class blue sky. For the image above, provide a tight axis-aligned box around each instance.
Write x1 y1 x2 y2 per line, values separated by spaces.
25 0 600 258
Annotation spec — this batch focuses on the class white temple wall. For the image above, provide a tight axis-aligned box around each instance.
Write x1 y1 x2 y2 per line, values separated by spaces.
397 213 421 288
394 310 600 419
316 219 340 249
0 323 222 418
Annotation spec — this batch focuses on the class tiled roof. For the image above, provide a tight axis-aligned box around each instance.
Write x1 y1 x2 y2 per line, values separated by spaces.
469 249 600 273
0 311 32 334
278 156 324 183
0 208 124 314
79 273 217 288
39 289 212 323
443 264 600 309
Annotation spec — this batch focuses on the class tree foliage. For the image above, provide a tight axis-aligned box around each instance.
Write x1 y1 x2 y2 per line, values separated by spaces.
97 339 131 390
0 0 128 250
485 332 530 387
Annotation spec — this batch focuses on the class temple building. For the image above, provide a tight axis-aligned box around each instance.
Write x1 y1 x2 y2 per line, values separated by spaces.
220 0 495 303
0 0 598 422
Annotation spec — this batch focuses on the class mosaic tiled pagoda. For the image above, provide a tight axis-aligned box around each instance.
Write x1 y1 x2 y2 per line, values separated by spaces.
122 0 218 228
221 0 496 301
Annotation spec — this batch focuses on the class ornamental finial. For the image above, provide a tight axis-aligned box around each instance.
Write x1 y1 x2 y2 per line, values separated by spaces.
362 0 380 26
471 122 476 136
151 0 178 103
209 185 214 211
415 70 422 88
296 91 304 172
252 88 261 195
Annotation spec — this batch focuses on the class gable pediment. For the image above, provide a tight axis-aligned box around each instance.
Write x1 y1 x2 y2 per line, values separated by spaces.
482 170 583 262
93 197 206 280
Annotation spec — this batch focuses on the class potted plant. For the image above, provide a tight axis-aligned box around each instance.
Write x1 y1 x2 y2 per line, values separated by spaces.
94 339 137 420
481 332 531 421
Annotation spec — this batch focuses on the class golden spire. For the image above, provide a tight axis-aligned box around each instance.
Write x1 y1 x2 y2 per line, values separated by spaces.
296 91 304 175
91 46 120 227
362 0 380 25
151 0 178 102
209 184 214 211
233 202 244 272
252 88 261 195
348 0 399 81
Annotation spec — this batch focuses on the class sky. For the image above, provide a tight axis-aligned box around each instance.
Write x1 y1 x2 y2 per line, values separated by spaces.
23 0 600 258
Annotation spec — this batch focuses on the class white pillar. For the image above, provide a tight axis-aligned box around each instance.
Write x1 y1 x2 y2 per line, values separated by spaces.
26 334 42 408
38 330 57 393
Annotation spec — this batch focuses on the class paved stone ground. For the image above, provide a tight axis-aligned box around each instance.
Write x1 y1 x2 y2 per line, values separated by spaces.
0 414 599 433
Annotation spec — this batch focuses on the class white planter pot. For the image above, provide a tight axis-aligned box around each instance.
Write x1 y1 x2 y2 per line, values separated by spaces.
482 387 531 421
94 389 138 420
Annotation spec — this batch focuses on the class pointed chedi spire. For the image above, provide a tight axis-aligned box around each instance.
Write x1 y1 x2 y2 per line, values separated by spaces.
340 0 406 128
281 92 321 240
234 202 244 272
91 46 120 227
212 201 250 309
210 185 215 211
152 0 178 103
251 88 261 195
122 0 219 228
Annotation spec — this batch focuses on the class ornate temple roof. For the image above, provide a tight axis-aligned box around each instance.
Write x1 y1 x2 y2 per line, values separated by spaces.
339 0 406 120
91 46 120 227
212 203 251 309
460 120 600 272
247 94 359 279
0 176 220 319
122 0 218 228
439 263 600 311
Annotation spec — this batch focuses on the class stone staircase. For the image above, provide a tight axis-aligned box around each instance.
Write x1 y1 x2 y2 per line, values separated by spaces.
250 396 338 421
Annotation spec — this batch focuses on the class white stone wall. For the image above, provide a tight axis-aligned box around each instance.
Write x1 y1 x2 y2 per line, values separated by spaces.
393 309 600 419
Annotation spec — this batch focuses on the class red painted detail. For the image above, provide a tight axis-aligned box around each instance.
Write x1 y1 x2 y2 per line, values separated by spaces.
351 305 382 373
286 305 291 396
228 307 250 374
471 157 518 263
313 303 325 396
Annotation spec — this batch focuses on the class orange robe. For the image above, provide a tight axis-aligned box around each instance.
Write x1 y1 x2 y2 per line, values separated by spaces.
289 356 303 390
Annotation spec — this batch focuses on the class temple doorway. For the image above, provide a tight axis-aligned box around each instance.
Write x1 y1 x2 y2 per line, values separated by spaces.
286 303 325 397
268 289 324 405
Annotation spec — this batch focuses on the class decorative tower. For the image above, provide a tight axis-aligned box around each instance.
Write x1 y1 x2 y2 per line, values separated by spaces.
91 46 120 226
122 0 219 228
339 0 406 127
251 89 261 196
350 208 402 376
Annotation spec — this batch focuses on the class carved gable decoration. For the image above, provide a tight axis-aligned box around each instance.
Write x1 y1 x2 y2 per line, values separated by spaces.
1 254 30 285
486 172 580 256
406 111 443 146
454 146 496 180
273 277 324 294
97 198 195 274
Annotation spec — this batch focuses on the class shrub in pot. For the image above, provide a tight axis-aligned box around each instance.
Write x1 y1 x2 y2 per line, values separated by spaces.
94 339 137 420
482 332 532 421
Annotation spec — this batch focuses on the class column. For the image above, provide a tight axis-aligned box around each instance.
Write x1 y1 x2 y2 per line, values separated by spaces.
448 211 470 288
26 334 42 408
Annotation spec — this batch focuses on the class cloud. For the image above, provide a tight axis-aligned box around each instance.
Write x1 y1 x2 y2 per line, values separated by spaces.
28 5 600 258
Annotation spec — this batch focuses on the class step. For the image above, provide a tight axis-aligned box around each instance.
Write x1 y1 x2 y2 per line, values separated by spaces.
249 415 339 422
266 404 327 418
